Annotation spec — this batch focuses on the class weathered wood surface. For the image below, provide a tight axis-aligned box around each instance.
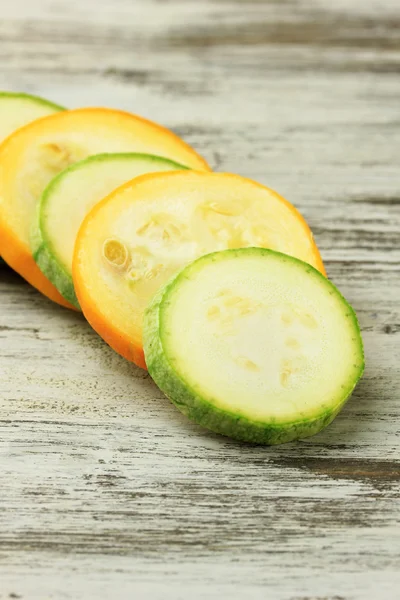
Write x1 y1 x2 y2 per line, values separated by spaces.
1 0 399 598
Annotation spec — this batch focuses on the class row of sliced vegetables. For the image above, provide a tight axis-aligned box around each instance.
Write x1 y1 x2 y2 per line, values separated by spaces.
0 92 364 445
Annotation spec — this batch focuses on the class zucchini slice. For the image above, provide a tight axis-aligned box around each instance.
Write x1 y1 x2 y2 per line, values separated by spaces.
33 153 188 308
144 248 364 445
0 91 63 141
0 91 64 265
73 171 325 368
0 108 209 308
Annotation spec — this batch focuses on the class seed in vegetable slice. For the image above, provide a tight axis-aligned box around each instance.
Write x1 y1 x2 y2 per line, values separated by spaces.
0 91 64 265
0 107 209 308
143 248 364 445
73 171 325 369
32 153 189 308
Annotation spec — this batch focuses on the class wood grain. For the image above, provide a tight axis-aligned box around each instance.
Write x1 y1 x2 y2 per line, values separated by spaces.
0 0 399 598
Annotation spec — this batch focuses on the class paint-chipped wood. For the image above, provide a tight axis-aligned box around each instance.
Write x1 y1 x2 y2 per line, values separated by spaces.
0 0 399 598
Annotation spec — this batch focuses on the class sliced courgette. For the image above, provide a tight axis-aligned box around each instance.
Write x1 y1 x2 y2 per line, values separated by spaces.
32 153 188 308
73 171 325 368
0 108 209 308
0 91 63 141
0 91 64 265
144 248 364 445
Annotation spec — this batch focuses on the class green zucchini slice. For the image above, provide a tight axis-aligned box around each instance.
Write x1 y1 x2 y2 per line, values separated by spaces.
0 91 64 264
144 248 364 445
32 153 188 307
0 91 63 141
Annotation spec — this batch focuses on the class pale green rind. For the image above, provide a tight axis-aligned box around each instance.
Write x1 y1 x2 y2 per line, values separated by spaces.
143 248 365 446
32 188 80 307
32 153 189 309
33 238 80 307
0 91 64 113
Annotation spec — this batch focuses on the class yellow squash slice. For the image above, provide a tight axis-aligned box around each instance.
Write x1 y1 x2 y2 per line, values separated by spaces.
0 108 209 308
73 171 325 368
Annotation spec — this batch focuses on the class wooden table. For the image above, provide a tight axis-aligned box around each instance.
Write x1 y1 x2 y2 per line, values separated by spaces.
1 1 399 598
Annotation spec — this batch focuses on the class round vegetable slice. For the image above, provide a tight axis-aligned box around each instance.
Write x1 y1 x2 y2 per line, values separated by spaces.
0 108 209 308
0 91 64 265
144 248 364 445
73 171 325 368
32 153 189 308
0 92 64 141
